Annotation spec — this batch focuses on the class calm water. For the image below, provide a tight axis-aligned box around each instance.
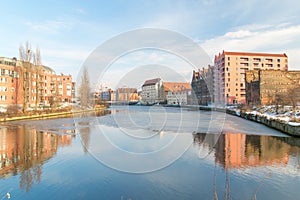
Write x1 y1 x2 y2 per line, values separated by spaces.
0 106 300 199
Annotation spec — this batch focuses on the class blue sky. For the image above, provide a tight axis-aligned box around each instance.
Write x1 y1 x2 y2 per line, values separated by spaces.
1 0 300 86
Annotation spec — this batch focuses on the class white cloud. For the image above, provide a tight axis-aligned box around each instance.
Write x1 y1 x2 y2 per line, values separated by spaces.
201 24 300 69
25 20 71 33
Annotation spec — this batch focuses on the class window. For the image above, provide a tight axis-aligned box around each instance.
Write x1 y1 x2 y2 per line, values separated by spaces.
277 59 280 62
266 58 273 62
253 58 261 62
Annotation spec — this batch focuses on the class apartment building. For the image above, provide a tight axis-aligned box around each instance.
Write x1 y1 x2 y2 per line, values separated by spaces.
0 57 73 111
0 57 21 110
52 74 73 103
141 78 164 104
214 51 288 105
245 70 300 106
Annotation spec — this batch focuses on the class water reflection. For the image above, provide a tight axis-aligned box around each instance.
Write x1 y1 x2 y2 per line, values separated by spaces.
0 125 73 191
193 132 300 169
78 126 91 154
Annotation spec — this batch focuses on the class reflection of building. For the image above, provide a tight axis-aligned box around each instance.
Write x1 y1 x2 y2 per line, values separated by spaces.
163 82 191 105
141 78 164 104
191 65 214 106
214 51 288 105
0 126 73 190
245 70 300 105
193 132 290 169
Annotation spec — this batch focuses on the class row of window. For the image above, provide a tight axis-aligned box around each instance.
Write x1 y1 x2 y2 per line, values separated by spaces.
226 93 246 97
227 57 287 63
0 60 16 66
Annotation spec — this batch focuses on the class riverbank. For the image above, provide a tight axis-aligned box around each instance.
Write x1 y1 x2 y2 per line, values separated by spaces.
226 109 300 137
0 107 107 122
182 104 300 136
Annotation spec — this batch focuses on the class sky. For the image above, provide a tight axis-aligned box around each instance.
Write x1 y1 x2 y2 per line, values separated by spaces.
1 0 300 89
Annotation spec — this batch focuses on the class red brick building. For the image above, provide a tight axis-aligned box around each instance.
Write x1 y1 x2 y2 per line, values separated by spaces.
0 57 73 111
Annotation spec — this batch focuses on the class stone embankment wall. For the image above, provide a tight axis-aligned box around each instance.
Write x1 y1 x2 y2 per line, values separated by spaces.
226 109 300 136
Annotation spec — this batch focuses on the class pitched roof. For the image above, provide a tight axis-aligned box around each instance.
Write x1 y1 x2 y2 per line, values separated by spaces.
163 82 191 93
142 78 161 86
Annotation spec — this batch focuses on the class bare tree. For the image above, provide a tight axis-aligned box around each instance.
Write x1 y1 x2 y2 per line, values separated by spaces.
287 86 300 110
33 47 42 110
78 66 91 108
19 41 33 112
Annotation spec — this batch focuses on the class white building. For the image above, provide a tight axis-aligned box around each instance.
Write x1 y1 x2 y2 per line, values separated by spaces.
141 78 164 104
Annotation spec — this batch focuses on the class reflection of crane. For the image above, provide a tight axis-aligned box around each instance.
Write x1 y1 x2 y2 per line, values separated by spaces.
251 172 272 200
212 145 231 200
224 147 231 200
213 160 218 200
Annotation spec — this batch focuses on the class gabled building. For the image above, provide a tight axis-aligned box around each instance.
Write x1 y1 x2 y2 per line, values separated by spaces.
141 78 164 104
163 82 191 105
191 65 214 106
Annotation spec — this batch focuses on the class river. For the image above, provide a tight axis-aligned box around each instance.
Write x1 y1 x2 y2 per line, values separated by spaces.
0 105 299 199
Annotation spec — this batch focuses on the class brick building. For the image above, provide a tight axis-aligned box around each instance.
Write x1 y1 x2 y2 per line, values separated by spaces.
52 74 73 103
214 51 288 105
191 65 214 106
245 70 300 106
0 57 73 111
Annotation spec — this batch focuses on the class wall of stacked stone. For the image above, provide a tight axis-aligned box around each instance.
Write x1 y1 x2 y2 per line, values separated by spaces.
226 109 300 136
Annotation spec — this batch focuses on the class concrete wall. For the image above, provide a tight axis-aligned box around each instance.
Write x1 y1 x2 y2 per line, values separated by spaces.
226 109 300 136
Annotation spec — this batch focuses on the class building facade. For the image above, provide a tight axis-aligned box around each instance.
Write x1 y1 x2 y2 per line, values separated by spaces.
245 70 300 106
116 88 139 102
52 74 73 103
214 51 288 105
191 65 214 106
0 57 73 111
141 78 164 104
163 82 191 105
